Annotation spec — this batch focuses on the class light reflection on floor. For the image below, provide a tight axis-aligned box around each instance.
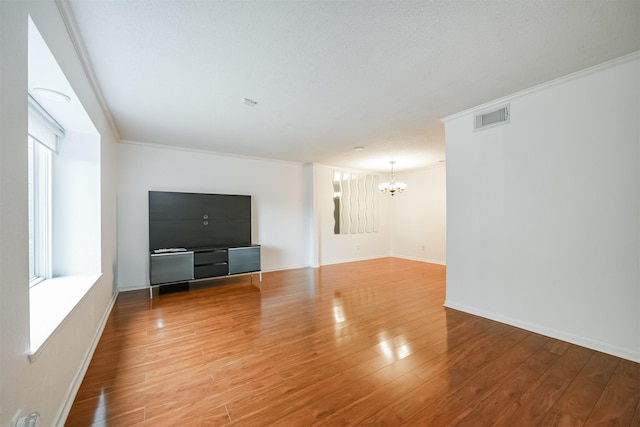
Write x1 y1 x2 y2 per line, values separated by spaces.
92 388 107 424
377 338 412 361
331 288 414 361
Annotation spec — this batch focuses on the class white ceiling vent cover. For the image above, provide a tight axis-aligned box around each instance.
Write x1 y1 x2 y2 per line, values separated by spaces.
474 104 510 131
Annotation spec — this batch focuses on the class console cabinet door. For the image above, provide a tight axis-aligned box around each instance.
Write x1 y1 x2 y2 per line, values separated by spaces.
228 246 261 274
150 252 194 285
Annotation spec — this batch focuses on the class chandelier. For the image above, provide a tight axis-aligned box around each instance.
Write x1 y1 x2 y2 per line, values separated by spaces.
378 161 407 196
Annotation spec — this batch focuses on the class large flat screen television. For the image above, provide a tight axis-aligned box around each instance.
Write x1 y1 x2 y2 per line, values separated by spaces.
149 191 251 250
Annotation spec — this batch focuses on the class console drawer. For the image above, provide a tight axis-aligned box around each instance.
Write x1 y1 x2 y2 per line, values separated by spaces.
194 249 228 266
194 262 228 279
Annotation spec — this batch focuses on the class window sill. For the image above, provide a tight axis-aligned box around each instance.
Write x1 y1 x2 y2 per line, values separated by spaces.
29 273 102 362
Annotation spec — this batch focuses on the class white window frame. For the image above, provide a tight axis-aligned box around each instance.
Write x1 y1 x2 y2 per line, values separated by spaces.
28 135 52 285
28 96 62 287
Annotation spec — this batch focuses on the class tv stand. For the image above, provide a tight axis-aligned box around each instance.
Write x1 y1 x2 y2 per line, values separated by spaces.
149 244 261 297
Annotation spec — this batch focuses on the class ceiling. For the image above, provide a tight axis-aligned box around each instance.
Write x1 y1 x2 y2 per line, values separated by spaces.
60 0 639 172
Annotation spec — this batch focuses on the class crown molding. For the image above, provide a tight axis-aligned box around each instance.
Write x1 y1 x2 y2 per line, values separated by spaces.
55 0 121 141
119 139 306 167
441 51 640 123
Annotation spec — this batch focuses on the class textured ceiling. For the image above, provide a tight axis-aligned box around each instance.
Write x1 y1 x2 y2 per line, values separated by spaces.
64 0 640 172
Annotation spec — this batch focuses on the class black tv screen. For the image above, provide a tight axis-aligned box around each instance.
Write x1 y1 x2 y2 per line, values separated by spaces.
149 191 251 250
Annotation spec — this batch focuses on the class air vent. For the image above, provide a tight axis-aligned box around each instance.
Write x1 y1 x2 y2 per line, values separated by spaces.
474 104 510 131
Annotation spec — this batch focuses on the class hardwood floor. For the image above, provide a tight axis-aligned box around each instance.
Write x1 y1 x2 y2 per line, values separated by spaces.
66 258 640 426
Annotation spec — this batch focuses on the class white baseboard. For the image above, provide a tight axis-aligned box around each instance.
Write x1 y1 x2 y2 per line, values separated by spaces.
444 299 640 363
55 289 119 426
118 283 150 292
259 264 310 273
116 264 317 293
392 254 447 265
319 255 389 266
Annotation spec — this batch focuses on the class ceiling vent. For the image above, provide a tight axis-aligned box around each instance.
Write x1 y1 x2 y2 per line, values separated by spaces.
474 104 510 131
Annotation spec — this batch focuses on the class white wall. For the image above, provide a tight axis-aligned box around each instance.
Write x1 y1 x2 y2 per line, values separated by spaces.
116 150 445 288
0 1 118 426
444 54 640 362
314 164 392 265
53 131 101 276
312 163 446 266
116 143 311 290
391 164 446 264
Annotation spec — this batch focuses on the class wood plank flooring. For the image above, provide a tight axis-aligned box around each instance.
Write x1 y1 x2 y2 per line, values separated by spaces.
65 258 640 426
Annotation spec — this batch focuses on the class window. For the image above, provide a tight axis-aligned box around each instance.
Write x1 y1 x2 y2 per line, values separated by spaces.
28 135 51 284
27 15 102 357
28 99 61 286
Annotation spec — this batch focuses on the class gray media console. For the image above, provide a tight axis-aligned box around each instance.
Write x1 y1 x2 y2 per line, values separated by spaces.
150 245 261 295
